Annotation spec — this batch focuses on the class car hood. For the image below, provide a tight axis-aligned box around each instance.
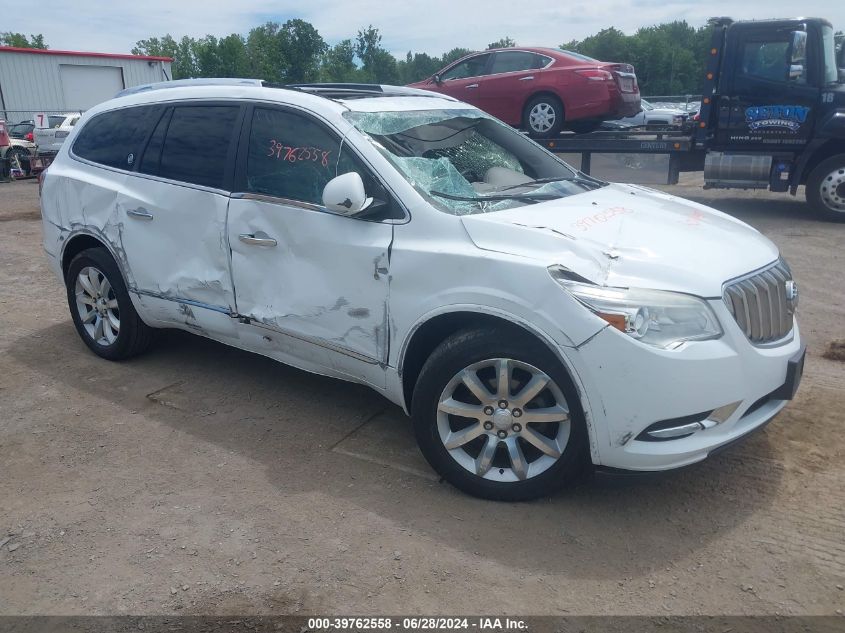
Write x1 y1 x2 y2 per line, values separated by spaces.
459 183 779 297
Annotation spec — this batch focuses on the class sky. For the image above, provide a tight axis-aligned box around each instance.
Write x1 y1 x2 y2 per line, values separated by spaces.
2 0 843 59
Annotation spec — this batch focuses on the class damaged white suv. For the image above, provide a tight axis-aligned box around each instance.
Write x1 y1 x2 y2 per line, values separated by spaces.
41 80 804 500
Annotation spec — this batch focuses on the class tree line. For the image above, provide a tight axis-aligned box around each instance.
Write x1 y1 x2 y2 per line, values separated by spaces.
130 23 516 87
131 20 718 93
4 24 843 96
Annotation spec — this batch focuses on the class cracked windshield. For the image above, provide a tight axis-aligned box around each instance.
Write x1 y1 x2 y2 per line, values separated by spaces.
344 109 606 215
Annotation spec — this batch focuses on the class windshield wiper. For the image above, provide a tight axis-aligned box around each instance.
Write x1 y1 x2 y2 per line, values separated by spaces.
430 190 561 202
498 175 606 191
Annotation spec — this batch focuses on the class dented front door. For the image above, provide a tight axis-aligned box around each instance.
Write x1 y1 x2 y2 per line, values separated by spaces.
227 196 393 368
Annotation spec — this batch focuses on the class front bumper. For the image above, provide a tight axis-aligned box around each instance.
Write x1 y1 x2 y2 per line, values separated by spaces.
564 300 803 471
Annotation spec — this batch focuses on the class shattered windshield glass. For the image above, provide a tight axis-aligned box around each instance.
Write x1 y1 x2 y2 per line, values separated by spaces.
343 109 605 215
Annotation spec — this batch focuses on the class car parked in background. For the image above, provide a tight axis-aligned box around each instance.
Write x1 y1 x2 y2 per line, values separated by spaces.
615 99 688 128
34 113 82 153
8 120 35 142
409 48 640 136
0 123 36 176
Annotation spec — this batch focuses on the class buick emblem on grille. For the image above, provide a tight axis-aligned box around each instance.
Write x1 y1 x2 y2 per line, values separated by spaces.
785 280 799 309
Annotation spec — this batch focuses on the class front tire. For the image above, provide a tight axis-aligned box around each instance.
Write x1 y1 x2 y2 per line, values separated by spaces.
523 96 564 138
66 248 154 360
411 328 588 501
807 154 845 222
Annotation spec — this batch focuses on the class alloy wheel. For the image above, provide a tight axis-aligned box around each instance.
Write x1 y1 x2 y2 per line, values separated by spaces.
436 358 571 482
74 266 120 346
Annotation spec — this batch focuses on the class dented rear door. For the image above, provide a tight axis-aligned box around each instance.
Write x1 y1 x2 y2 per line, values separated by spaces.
118 104 243 317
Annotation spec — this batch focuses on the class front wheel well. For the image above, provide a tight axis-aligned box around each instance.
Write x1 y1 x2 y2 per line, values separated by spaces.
800 141 845 184
400 311 569 412
62 234 110 278
524 91 565 116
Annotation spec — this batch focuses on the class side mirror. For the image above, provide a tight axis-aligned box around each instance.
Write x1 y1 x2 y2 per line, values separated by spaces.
322 172 372 216
433 74 442 85
788 64 805 80
789 30 807 63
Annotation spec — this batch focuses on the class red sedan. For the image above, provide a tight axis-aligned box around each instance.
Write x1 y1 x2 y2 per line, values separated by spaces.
408 47 640 136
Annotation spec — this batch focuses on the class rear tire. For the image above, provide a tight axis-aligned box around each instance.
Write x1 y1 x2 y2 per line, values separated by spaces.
523 96 564 138
66 248 154 360
411 327 588 501
806 154 845 222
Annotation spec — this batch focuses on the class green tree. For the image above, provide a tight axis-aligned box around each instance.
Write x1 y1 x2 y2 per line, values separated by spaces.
1 32 47 48
132 35 198 79
354 26 398 83
396 51 441 83
440 47 473 67
246 23 285 82
320 39 358 82
561 21 710 95
278 19 327 83
487 37 516 50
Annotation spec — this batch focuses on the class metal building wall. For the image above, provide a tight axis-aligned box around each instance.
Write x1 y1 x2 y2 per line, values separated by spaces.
0 50 171 122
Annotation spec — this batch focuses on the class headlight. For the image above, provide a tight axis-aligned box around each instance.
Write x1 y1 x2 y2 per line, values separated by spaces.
549 267 722 349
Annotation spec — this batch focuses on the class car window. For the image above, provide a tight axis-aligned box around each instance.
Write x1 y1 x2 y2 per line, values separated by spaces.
157 105 239 189
72 106 161 170
344 109 594 217
48 116 66 128
138 108 171 177
559 50 599 63
244 107 399 218
489 51 543 74
740 39 793 82
441 54 491 80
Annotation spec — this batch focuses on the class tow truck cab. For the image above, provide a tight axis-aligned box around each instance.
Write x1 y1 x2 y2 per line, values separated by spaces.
697 17 845 215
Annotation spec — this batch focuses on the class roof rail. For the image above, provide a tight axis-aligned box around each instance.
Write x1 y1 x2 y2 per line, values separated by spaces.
114 79 454 103
286 83 456 100
116 78 263 98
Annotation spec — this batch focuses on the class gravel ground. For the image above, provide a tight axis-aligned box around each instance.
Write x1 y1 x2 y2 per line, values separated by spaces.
0 176 843 616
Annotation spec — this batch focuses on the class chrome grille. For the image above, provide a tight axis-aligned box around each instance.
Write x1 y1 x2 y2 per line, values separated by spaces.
723 259 795 344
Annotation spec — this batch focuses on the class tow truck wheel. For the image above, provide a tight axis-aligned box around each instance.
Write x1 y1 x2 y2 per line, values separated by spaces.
807 155 845 223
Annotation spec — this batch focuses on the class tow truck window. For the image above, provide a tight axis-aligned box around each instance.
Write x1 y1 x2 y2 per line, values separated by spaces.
740 40 797 83
821 26 838 84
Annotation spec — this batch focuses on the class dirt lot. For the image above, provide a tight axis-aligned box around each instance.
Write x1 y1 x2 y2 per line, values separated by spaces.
1 177 844 616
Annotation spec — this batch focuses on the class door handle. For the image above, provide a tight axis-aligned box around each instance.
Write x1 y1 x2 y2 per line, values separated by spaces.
519 76 535 81
466 84 479 89
239 231 278 247
127 207 153 220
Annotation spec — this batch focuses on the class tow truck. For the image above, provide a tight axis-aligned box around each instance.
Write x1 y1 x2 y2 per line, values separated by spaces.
537 17 845 221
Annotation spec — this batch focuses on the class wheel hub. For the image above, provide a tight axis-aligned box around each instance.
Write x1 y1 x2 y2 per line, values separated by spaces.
491 407 513 431
820 167 845 212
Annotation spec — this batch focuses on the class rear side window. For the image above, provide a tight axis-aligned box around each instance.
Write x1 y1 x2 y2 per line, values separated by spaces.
489 51 545 74
73 106 160 170
156 106 239 189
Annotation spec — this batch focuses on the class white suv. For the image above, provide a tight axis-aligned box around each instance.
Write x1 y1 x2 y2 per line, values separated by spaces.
40 79 805 500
